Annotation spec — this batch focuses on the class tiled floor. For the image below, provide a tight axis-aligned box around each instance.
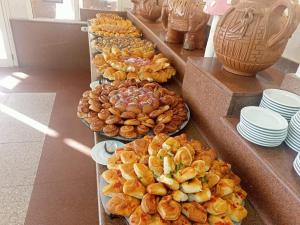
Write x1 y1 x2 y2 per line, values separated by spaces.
0 67 98 225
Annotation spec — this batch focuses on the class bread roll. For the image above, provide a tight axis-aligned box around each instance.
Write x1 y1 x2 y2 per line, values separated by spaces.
134 163 155 186
107 193 140 217
147 183 167 196
141 193 158 214
123 179 146 199
188 187 211 203
215 179 235 197
157 175 179 190
163 156 175 175
157 196 181 221
171 190 188 202
148 156 163 177
173 167 197 183
205 197 228 216
181 178 202 193
119 163 137 180
181 202 207 223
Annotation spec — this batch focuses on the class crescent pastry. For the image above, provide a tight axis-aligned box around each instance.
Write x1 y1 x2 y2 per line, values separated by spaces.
119 163 137 180
181 202 207 223
162 137 181 153
188 187 211 203
134 163 155 186
171 190 188 202
123 179 146 199
148 156 163 177
147 183 167 196
215 179 235 197
141 193 158 214
174 147 193 167
173 167 197 183
181 178 202 194
205 197 228 216
107 154 122 170
191 160 206 178
157 196 181 221
157 175 179 190
102 169 124 184
107 193 140 217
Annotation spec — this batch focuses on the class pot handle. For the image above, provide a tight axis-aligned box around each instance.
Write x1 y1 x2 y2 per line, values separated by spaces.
267 0 297 47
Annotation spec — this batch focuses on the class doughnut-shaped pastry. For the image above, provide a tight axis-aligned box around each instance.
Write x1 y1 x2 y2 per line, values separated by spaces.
141 193 158 214
103 124 119 137
123 179 146 199
119 125 138 139
146 183 167 196
90 119 105 132
108 107 121 116
120 111 136 119
162 137 180 153
153 123 165 135
181 178 202 194
134 163 155 186
137 125 149 135
105 115 121 125
181 202 207 223
119 163 137 180
107 193 140 217
188 187 211 203
98 109 111 120
215 179 235 197
172 214 192 225
124 119 140 126
129 206 152 225
148 156 163 177
163 156 175 175
157 196 181 221
171 190 188 202
205 197 228 216
102 180 124 197
157 175 179 190
174 147 193 167
119 150 139 164
173 167 197 183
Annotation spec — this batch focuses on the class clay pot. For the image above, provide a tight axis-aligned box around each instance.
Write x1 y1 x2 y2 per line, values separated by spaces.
132 0 163 22
214 0 299 76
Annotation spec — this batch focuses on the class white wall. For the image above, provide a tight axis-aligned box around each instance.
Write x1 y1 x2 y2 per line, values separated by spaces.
283 24 300 64
6 0 33 19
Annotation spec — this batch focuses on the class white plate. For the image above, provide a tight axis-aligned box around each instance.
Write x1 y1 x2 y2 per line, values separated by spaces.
262 97 300 112
91 140 124 165
237 124 283 147
285 139 300 152
293 160 300 176
261 99 298 117
239 122 287 141
263 89 300 108
241 106 288 131
241 120 287 137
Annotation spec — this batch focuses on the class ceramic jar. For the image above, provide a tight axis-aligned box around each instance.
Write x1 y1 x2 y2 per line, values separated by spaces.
214 0 299 76
132 0 163 22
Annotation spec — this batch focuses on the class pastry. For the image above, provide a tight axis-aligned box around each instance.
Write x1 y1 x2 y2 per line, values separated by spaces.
105 115 121 124
191 160 206 178
102 169 124 184
119 125 138 139
180 178 202 194
163 156 175 175
132 138 149 156
227 202 248 222
121 111 136 119
173 167 197 183
137 125 149 135
89 119 105 131
103 124 119 137
102 180 124 197
181 202 207 223
124 119 140 126
171 190 188 202
119 150 139 164
106 193 140 217
188 187 211 203
98 109 111 120
147 183 167 196
134 163 155 186
153 123 165 135
148 156 163 177
129 206 152 225
208 215 234 225
141 193 158 214
174 147 193 167
205 197 228 216
119 163 137 180
123 179 146 199
172 215 192 225
157 196 181 221
162 137 180 153
215 179 235 197
107 154 122 170
157 175 179 190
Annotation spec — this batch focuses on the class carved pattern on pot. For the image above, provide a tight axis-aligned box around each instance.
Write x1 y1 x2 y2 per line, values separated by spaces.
132 0 163 21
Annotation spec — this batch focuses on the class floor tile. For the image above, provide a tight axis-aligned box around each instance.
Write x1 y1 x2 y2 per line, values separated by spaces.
0 185 32 225
0 142 44 188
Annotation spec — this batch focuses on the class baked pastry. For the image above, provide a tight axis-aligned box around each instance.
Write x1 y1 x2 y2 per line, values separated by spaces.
103 124 119 137
208 215 234 225
119 150 139 164
146 183 167 196
123 179 146 199
157 196 181 221
162 137 180 153
163 156 175 175
148 156 163 177
129 206 152 225
107 154 122 170
102 180 124 197
137 125 149 135
119 163 138 180
141 193 158 214
157 175 179 190
102 169 124 184
205 197 228 216
173 167 197 183
215 179 235 197
188 187 211 203
107 193 140 217
171 190 188 202
172 214 192 225
119 125 138 139
174 147 193 167
181 202 207 223
90 119 105 131
191 160 206 178
134 163 155 186
227 202 248 222
180 178 202 194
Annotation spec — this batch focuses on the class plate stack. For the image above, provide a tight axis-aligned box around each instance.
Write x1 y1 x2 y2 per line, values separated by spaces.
285 111 300 152
293 154 300 177
237 106 288 147
259 89 300 121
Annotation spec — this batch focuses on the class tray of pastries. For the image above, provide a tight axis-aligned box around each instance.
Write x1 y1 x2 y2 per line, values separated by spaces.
100 134 248 225
91 36 155 54
77 80 190 141
92 48 176 83
88 13 141 38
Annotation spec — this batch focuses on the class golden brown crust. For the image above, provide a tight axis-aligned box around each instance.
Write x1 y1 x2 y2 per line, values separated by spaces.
157 196 181 221
123 179 146 199
181 202 207 223
106 193 140 217
141 193 158 214
103 124 119 137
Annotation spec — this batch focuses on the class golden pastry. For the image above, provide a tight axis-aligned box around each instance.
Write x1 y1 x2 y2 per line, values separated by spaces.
162 137 180 153
227 202 248 222
191 160 206 178
163 156 175 175
157 112 173 124
120 111 136 119
123 179 146 199
134 163 155 186
107 154 122 170
157 196 181 221
98 110 111 121
102 180 124 197
147 183 167 196
119 125 138 139
188 187 211 203
129 206 152 225
89 119 105 132
150 214 171 225
215 179 235 197
89 104 101 112
157 149 172 159
148 156 163 177
153 123 165 135
174 147 193 167
157 175 179 190
205 172 220 188
103 124 119 137
141 193 158 214
124 119 140 126
205 197 228 216
102 169 124 184
148 134 168 155
181 178 202 194
119 150 139 164
208 215 234 225
108 107 121 116
181 202 207 223
172 214 192 225
105 115 121 125
171 190 188 202
106 193 140 217
119 163 137 180
137 125 150 135
132 138 149 156
173 167 197 183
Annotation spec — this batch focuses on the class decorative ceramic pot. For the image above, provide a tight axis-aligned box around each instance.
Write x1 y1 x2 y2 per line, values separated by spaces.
161 0 210 50
132 0 163 22
214 0 299 76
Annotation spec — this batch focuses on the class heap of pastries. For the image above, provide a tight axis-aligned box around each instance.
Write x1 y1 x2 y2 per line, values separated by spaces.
77 80 188 138
102 134 248 225
91 36 155 53
89 13 141 38
93 48 176 82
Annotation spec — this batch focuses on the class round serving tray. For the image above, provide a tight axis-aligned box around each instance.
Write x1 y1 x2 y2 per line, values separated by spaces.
80 103 191 142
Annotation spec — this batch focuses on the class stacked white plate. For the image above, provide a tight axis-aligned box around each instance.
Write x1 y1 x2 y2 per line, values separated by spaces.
293 154 300 177
237 106 288 147
285 111 300 152
259 89 300 121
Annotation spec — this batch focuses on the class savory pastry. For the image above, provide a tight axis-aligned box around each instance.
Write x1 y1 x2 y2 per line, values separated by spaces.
215 179 235 197
107 154 122 170
191 160 206 178
148 156 163 177
157 196 181 221
205 172 220 188
180 178 202 194
157 149 172 159
102 180 124 197
227 202 248 222
173 167 197 183
174 147 193 167
137 125 150 135
205 197 228 216
172 214 192 225
102 169 124 184
129 206 152 225
123 179 146 199
188 187 211 203
121 111 136 119
124 119 141 126
89 119 105 131
119 163 137 180
103 124 119 137
147 183 167 196
181 202 207 223
148 134 168 155
119 150 139 164
157 175 179 190
107 193 140 217
134 163 155 186
141 193 158 214
163 156 175 175
162 137 181 153
132 138 150 156
171 190 188 202
119 125 138 139
208 215 234 225
149 214 171 225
